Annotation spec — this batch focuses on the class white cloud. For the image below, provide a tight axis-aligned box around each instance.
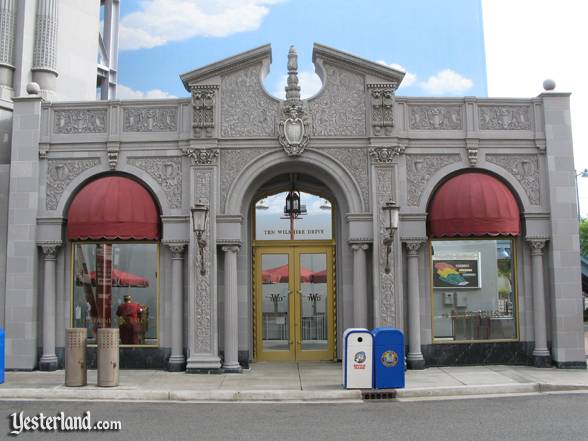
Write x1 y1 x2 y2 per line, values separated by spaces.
272 70 323 99
119 0 285 51
376 61 417 88
419 69 473 95
116 84 177 99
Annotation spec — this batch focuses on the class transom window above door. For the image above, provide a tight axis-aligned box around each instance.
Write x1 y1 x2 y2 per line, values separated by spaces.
255 191 333 241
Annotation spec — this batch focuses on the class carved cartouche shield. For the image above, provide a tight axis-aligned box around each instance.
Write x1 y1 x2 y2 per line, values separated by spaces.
284 117 304 145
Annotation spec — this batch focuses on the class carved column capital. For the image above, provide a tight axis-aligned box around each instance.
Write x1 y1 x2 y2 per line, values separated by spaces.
38 241 62 260
221 245 240 254
182 147 219 166
164 241 187 259
351 243 369 252
527 237 548 255
369 145 405 163
403 239 426 256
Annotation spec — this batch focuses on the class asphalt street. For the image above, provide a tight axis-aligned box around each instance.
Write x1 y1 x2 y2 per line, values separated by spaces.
1 393 588 441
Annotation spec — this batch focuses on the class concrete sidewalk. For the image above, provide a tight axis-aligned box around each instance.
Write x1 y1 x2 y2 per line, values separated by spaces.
1 363 588 403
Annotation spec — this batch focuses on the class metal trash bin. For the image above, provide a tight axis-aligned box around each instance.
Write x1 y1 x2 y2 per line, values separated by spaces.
0 328 4 384
371 327 405 389
97 328 119 387
65 328 87 386
342 328 373 389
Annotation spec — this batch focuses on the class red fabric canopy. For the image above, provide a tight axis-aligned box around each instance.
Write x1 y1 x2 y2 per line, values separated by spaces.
428 172 520 237
67 176 160 240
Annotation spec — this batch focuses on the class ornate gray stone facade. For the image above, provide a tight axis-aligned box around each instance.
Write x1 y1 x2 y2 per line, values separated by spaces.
128 157 183 209
32 0 58 72
3 43 584 372
46 158 100 210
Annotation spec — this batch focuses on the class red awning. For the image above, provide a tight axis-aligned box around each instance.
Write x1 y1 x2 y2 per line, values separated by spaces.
67 176 160 240
428 172 520 238
262 264 314 284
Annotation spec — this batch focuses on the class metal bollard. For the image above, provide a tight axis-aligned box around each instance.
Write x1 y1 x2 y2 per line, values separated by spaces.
97 328 119 387
65 328 87 386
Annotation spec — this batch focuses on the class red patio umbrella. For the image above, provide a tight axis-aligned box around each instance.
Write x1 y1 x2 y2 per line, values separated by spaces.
76 268 150 288
309 269 327 283
262 264 313 284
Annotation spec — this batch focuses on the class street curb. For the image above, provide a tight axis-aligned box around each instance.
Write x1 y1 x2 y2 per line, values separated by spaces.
394 383 540 398
1 383 587 402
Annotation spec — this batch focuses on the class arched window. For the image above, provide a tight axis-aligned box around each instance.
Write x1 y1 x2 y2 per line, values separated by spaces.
428 172 520 342
254 191 333 241
68 176 160 346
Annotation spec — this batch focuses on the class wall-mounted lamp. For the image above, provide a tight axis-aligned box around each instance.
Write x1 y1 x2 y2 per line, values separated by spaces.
191 200 209 275
382 200 399 274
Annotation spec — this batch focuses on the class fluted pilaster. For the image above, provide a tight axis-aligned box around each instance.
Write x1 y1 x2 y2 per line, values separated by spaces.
32 0 58 93
0 0 16 88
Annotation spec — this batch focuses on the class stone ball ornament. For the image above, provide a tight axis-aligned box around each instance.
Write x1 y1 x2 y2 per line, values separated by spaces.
543 79 556 91
26 82 41 95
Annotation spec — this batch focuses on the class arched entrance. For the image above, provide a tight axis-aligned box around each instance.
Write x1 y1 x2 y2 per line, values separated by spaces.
253 176 336 361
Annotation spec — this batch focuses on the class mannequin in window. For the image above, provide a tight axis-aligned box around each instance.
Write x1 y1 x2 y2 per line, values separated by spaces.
116 295 145 344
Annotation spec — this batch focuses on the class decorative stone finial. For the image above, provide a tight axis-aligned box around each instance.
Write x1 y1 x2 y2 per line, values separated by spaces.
285 45 301 104
543 79 556 91
26 82 41 95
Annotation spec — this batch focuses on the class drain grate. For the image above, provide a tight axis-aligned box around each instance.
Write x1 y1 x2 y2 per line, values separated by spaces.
361 389 397 400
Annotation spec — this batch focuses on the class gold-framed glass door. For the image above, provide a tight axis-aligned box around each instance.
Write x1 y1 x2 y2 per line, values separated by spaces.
255 245 334 361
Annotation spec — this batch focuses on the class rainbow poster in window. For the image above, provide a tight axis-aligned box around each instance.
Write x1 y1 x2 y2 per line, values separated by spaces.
432 253 480 289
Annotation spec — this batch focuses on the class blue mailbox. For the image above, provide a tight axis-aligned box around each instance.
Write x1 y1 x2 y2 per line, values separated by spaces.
371 327 405 389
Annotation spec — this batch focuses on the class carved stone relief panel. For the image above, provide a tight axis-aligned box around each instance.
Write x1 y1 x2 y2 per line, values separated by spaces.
194 168 212 353
409 105 463 130
368 84 396 136
192 86 217 138
46 158 100 210
123 107 177 132
220 65 279 137
220 148 268 211
53 109 107 134
486 154 540 205
405 154 461 206
322 147 369 211
127 157 182 209
309 63 366 136
375 166 395 326
478 105 531 130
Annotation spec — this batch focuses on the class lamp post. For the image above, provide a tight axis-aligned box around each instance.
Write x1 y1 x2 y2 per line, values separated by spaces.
382 200 400 274
576 169 588 221
191 200 209 275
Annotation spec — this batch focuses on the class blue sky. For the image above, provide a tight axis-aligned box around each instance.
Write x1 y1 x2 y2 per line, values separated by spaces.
116 0 487 99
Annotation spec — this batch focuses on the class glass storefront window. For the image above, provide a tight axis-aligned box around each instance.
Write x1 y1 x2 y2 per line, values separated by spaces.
431 239 517 342
72 243 158 345
255 192 332 241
